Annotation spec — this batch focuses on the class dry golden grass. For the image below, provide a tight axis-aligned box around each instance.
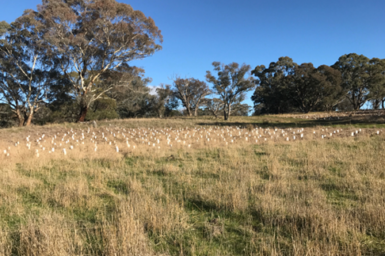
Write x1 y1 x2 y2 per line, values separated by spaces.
0 116 385 255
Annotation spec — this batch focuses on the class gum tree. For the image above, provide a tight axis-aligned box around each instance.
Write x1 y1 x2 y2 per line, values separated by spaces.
251 57 297 114
19 0 163 122
332 53 370 110
172 77 211 116
205 98 224 119
152 84 173 118
288 63 343 113
0 20 54 126
206 62 255 120
366 58 385 109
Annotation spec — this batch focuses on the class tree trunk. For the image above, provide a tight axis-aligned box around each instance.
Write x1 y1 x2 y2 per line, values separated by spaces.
77 104 88 122
194 107 198 117
382 100 385 109
24 110 34 126
186 107 192 116
16 109 24 127
78 95 88 122
78 105 88 122
227 103 231 120
18 118 24 127
373 100 380 110
352 98 360 111
351 93 359 111
157 109 163 118
223 107 228 120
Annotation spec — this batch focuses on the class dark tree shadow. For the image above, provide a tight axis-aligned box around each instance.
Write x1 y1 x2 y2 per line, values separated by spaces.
197 116 385 128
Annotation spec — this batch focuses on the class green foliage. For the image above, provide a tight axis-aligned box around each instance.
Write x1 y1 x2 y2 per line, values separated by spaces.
332 53 371 110
86 97 119 121
230 103 250 116
0 18 55 126
251 54 383 115
366 58 385 109
172 77 211 116
288 63 344 113
0 20 10 36
206 62 255 120
14 0 163 123
104 66 156 118
251 57 299 114
0 103 16 127
48 101 79 123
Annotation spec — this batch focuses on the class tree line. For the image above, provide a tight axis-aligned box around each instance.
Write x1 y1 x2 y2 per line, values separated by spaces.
0 0 253 127
1 0 384 128
252 55 385 114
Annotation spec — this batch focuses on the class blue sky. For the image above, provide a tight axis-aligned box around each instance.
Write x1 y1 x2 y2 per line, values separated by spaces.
2 0 385 109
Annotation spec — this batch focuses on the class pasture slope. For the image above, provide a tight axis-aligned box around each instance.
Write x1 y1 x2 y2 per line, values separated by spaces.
1 113 385 255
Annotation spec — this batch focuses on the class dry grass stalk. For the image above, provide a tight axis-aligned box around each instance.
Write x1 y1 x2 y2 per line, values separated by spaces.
0 116 385 255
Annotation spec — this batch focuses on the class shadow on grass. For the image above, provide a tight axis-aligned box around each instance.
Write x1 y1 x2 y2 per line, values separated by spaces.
185 198 222 213
197 117 385 128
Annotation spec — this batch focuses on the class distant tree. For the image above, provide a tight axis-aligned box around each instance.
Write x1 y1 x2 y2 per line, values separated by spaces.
287 63 321 113
172 77 211 116
151 85 173 118
231 103 250 116
251 57 297 114
164 96 180 117
197 107 213 116
206 62 255 120
336 98 354 111
86 96 119 120
315 65 345 111
366 58 385 109
104 66 153 118
0 103 15 127
332 53 370 110
252 103 266 115
204 98 224 119
288 63 344 113
19 0 163 122
0 20 55 126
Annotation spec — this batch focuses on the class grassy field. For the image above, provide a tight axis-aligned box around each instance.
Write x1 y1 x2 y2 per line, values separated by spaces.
1 113 385 255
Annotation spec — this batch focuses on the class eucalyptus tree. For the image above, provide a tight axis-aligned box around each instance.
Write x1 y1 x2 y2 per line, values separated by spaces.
206 62 255 120
0 20 55 126
332 53 370 110
231 103 250 116
0 21 9 36
366 58 385 109
151 84 173 118
288 63 343 113
172 77 211 116
204 98 224 119
288 63 320 113
19 0 163 122
315 65 345 111
104 65 153 117
251 57 297 114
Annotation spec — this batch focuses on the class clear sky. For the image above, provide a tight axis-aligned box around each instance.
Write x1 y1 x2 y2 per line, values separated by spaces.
2 0 385 109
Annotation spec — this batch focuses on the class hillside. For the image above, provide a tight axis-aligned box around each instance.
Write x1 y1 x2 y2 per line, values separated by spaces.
0 114 385 255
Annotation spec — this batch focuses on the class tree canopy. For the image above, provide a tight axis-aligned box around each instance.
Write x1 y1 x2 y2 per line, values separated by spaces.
18 0 163 122
206 62 255 120
171 77 211 116
1 2 385 127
